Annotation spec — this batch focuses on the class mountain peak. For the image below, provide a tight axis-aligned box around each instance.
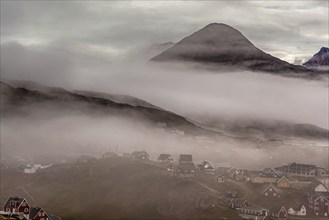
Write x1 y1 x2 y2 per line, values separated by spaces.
151 23 310 74
319 47 329 53
304 47 329 68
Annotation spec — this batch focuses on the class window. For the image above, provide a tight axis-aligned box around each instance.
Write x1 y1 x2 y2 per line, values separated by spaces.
6 208 10 212
24 208 29 212
269 188 272 192
10 201 15 207
274 193 277 196
265 192 268 196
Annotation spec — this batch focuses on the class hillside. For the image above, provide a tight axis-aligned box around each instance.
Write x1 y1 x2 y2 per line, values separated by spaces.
304 47 329 72
0 80 215 137
0 158 239 220
151 23 313 76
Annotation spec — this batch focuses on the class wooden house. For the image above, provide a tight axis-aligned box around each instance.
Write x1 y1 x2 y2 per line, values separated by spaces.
229 198 248 209
268 205 288 220
3 197 30 219
277 176 291 188
196 161 215 174
178 163 196 176
131 150 149 160
179 154 193 164
237 206 269 220
251 174 278 184
215 174 224 183
164 162 176 173
308 192 329 217
261 184 280 198
288 203 306 216
157 154 173 163
262 168 280 178
29 207 50 220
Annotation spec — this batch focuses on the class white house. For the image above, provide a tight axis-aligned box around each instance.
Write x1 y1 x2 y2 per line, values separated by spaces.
24 167 36 174
314 183 329 192
288 204 306 216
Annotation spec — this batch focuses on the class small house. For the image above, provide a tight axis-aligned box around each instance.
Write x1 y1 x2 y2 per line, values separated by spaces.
261 184 280 198
268 205 288 220
179 154 193 164
215 174 224 183
237 206 269 220
229 199 248 209
197 161 215 174
131 150 150 160
164 162 176 173
277 176 290 188
308 192 329 217
156 122 167 127
157 154 173 163
288 203 306 216
3 197 30 219
24 167 36 174
29 207 50 220
262 168 280 178
178 163 196 177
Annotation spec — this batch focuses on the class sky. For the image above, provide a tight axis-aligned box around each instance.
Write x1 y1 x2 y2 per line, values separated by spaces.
1 0 328 63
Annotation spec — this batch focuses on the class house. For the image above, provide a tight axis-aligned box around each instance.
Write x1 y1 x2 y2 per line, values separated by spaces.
157 154 173 163
262 168 280 178
288 203 306 216
268 205 288 220
215 174 224 183
227 167 237 179
178 154 193 164
103 152 119 159
131 151 149 160
171 129 185 136
197 161 215 174
24 167 36 174
313 182 329 192
261 184 280 198
237 206 269 220
277 176 290 188
3 197 30 219
226 191 238 204
229 199 248 209
276 163 316 177
178 163 196 176
316 167 329 177
29 207 50 220
251 174 278 184
164 162 176 173
234 169 250 182
308 192 329 217
77 155 96 163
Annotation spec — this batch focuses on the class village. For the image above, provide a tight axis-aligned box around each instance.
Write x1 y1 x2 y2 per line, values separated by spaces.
1 149 328 220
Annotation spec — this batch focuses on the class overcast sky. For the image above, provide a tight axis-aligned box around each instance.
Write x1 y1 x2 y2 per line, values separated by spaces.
1 1 328 64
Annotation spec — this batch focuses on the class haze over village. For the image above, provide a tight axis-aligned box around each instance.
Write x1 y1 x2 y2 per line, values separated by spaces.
0 1 328 220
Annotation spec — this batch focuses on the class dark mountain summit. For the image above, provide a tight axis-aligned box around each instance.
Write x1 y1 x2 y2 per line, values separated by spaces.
151 23 310 74
304 47 329 69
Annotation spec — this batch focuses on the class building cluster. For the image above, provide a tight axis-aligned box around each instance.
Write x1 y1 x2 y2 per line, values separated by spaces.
20 164 52 174
0 197 53 220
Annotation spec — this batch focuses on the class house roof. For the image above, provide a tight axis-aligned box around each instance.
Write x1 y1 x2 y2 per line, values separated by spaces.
78 155 95 160
268 205 286 213
261 184 280 194
277 176 290 183
157 154 171 160
131 150 149 158
179 154 192 162
238 206 269 212
29 207 48 219
290 202 305 211
233 198 247 206
180 163 196 171
3 197 24 210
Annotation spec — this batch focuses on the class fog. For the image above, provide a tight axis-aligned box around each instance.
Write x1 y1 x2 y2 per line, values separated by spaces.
1 41 329 171
2 41 328 129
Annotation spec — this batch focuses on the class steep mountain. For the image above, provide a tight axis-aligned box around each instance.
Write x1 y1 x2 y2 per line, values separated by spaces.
304 47 329 71
151 23 311 74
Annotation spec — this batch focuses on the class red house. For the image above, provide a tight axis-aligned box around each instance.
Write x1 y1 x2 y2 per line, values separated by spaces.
308 192 329 217
268 205 288 220
3 197 30 218
261 184 280 198
29 207 51 220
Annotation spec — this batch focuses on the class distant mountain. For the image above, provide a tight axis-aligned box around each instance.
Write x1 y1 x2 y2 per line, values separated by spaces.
304 47 329 71
151 23 312 75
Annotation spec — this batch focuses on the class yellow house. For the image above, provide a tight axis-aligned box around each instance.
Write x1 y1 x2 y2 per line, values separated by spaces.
277 176 291 188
